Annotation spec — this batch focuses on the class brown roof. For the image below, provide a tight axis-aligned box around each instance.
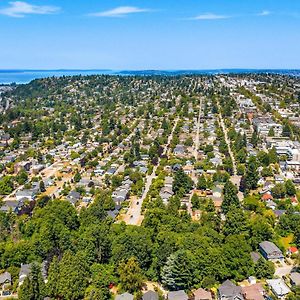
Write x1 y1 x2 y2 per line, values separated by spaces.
242 284 265 300
193 288 212 300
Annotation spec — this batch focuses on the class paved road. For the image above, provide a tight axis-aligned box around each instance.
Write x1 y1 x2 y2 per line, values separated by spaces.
125 118 179 225
275 261 293 277
194 97 203 160
217 102 237 175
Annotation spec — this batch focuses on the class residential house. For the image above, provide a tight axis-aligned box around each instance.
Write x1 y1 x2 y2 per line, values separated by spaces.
0 272 11 296
242 283 265 300
19 264 31 286
16 189 36 201
218 280 244 300
160 187 174 203
112 188 129 205
290 272 300 286
193 288 213 300
168 290 189 300
259 241 284 261
174 144 185 156
66 191 81 206
142 290 159 300
116 292 134 300
266 279 290 299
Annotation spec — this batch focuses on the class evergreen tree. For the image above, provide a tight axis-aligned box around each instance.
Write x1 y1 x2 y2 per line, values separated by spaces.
19 263 46 300
244 156 259 191
221 181 240 214
161 250 194 291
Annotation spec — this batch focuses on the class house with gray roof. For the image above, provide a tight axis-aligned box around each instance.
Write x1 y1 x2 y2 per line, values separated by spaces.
19 264 31 286
168 290 188 300
142 290 159 300
0 271 11 295
290 272 300 286
218 280 244 300
66 191 81 206
116 292 134 300
266 279 290 299
259 241 284 261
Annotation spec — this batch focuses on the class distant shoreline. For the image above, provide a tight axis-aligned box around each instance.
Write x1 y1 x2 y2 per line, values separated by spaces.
0 69 299 84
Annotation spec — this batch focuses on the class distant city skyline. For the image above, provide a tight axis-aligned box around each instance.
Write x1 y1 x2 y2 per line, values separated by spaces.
0 0 299 69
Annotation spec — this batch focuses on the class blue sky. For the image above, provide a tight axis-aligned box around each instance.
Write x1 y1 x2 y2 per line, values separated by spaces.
0 0 299 69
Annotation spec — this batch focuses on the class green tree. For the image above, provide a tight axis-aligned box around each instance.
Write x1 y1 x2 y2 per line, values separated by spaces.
18 263 46 300
161 250 194 291
173 168 193 196
254 258 275 279
244 156 259 191
271 183 286 199
197 175 207 190
118 257 143 294
285 180 296 196
221 181 240 214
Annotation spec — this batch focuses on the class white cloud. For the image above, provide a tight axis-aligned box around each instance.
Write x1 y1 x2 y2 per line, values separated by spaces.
0 1 60 18
89 6 150 17
257 10 271 16
192 13 230 20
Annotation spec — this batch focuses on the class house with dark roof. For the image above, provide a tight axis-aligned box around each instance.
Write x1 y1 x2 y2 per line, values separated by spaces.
218 280 244 300
259 241 284 261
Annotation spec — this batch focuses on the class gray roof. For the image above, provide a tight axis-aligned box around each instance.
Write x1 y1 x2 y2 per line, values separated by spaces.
142 291 159 300
115 292 134 300
218 280 244 300
168 290 188 300
0 272 11 284
259 241 283 256
290 272 300 285
19 264 31 283
250 251 261 263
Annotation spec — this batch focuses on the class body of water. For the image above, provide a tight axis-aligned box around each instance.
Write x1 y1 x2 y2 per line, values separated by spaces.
0 69 299 84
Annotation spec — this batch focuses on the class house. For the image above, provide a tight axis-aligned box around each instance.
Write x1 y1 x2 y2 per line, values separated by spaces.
142 290 159 300
165 176 174 188
290 272 300 286
116 292 134 300
112 189 129 205
193 288 213 300
242 283 265 300
160 187 174 202
66 191 81 205
19 264 31 286
266 279 291 299
174 144 185 156
168 290 189 300
0 272 11 295
259 241 284 261
0 200 19 213
218 280 244 300
261 193 273 201
16 189 36 201
287 246 298 256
